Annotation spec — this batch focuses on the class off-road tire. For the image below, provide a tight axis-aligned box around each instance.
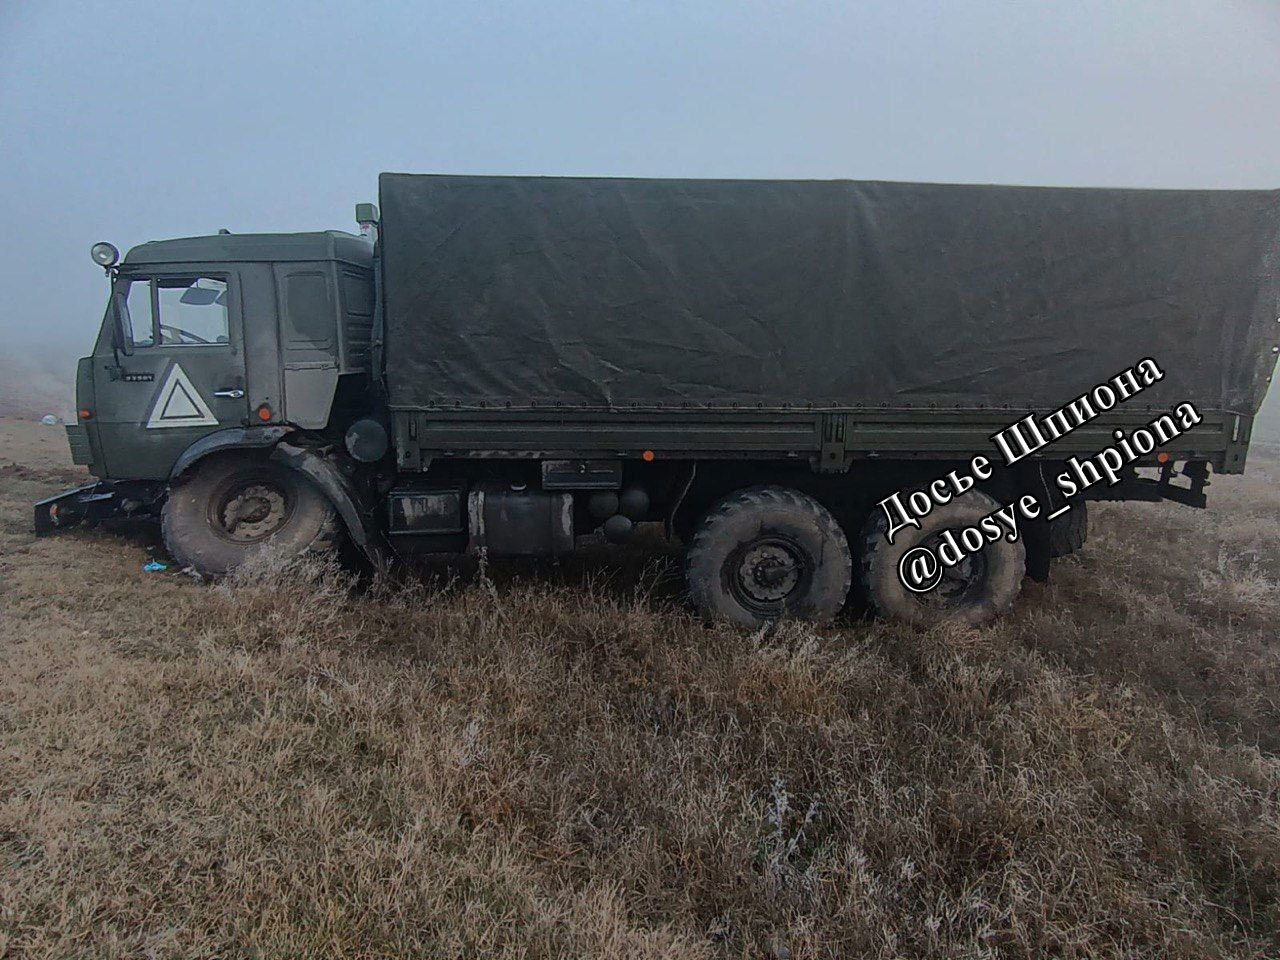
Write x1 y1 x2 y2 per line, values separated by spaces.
162 454 340 578
859 489 1025 628
1048 499 1088 558
685 486 853 627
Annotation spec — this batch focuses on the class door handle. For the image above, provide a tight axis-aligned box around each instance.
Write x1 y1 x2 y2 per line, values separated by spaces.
213 388 245 399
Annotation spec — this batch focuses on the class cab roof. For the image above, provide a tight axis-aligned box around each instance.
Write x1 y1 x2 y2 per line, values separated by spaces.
123 231 372 268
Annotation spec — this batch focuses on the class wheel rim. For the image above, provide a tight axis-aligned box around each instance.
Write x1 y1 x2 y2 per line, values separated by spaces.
727 535 811 617
208 476 294 544
914 528 990 607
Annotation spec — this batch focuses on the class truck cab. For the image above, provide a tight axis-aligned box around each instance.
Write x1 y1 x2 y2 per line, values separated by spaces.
70 231 375 481
38 231 386 576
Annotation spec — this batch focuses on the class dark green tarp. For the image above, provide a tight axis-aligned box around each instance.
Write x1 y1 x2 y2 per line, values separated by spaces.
378 174 1280 413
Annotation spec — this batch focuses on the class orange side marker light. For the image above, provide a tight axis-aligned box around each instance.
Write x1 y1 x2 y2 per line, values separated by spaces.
642 449 655 462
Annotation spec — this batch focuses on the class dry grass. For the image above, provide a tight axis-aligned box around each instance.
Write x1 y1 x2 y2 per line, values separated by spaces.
2 417 1280 958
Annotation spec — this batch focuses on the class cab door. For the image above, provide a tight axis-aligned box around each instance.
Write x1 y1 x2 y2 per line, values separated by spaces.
91 269 248 479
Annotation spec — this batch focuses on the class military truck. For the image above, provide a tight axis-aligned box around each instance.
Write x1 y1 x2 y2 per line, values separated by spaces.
35 175 1280 627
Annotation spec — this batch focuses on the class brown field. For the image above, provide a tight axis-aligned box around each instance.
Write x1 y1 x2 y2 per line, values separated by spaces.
2 414 1280 959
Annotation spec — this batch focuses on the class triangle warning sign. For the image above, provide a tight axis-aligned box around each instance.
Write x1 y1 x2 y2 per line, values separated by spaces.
145 363 220 429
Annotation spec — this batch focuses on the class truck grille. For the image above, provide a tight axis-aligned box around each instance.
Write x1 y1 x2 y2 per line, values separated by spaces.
65 424 92 465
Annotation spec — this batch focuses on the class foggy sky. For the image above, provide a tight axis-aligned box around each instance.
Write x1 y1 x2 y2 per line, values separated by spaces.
2 0 1278 410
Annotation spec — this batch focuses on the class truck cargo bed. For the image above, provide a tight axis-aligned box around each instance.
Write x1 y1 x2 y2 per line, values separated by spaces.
378 174 1278 470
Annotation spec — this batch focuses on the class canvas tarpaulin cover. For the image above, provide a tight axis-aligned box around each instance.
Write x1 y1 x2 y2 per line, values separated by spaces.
379 174 1280 414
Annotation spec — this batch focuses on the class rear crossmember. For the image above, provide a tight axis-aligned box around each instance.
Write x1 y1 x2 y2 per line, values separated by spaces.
1084 461 1210 509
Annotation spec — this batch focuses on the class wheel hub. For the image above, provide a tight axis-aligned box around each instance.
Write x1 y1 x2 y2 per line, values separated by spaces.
218 482 288 543
738 542 802 603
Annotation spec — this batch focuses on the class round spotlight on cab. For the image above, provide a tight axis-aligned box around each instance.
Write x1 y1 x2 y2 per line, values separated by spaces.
90 242 120 268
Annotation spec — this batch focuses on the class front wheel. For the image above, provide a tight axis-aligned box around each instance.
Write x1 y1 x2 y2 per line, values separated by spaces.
685 486 853 627
162 454 340 577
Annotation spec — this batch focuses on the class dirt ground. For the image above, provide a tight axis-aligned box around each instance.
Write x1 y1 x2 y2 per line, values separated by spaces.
2 416 1279 959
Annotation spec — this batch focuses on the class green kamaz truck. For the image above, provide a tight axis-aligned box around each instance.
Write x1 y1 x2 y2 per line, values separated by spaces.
35 175 1280 627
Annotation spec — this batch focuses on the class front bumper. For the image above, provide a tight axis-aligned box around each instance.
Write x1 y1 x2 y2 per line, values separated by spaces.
34 480 164 535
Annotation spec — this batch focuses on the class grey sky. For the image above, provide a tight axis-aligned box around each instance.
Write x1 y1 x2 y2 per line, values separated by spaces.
2 0 1279 369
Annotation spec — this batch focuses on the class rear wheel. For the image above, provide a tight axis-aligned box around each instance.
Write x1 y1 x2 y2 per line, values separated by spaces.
162 454 340 577
685 486 852 627
859 489 1025 628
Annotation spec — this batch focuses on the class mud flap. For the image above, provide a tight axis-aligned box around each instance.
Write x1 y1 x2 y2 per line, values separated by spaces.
1022 463 1056 583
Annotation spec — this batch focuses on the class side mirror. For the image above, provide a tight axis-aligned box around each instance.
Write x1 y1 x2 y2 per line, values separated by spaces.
110 291 134 357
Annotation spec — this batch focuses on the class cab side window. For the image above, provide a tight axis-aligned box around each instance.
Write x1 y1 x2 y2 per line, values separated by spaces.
279 270 335 352
156 277 229 345
121 276 230 348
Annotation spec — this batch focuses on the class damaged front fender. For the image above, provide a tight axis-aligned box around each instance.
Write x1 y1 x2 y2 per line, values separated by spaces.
269 441 391 571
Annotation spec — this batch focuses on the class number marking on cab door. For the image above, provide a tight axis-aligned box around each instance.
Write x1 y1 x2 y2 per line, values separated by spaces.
145 363 219 428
